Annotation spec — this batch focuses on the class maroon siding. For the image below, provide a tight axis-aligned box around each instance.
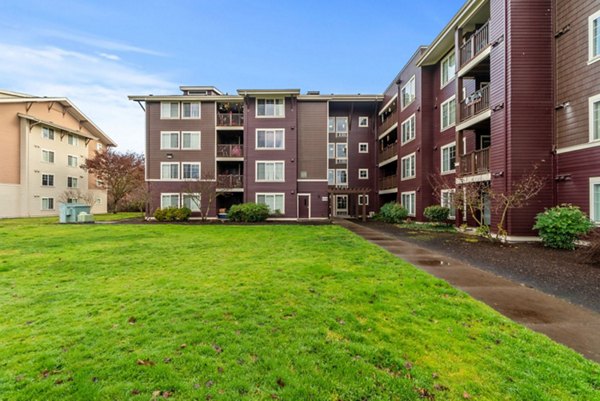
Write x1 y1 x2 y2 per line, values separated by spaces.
557 147 600 216
297 182 329 218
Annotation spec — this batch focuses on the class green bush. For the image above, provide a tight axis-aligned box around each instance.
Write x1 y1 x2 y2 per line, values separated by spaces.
377 202 409 224
153 207 191 222
424 205 450 223
228 203 270 222
533 204 594 250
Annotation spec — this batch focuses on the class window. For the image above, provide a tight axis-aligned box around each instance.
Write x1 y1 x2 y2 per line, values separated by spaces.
41 197 54 210
358 169 369 179
328 169 335 185
161 132 179 149
256 161 284 182
42 149 55 163
42 127 54 140
590 94 600 142
96 143 103 151
441 189 456 219
441 96 456 131
358 195 369 206
589 10 600 62
401 192 416 216
67 176 78 188
182 132 201 149
358 116 369 127
68 155 78 167
441 51 456 87
161 193 180 208
256 193 285 213
67 134 78 146
161 162 180 180
401 114 416 144
182 162 200 180
67 198 78 204
182 102 200 119
359 143 368 153
161 102 179 119
336 117 348 134
401 75 416 109
96 179 104 187
256 129 285 149
441 142 456 173
41 174 54 187
182 193 201 212
336 143 347 159
256 98 284 117
401 153 416 180
328 117 336 134
591 178 600 223
335 169 348 185
328 143 335 159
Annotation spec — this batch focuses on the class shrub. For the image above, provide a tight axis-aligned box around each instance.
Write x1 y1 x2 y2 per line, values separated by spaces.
228 203 270 222
377 202 409 224
153 207 191 222
533 204 594 250
424 205 450 223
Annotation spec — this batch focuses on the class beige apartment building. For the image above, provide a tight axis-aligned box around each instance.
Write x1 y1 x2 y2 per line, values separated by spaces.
0 90 116 218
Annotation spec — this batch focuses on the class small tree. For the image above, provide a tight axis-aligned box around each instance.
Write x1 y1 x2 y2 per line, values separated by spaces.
182 172 219 221
82 149 144 213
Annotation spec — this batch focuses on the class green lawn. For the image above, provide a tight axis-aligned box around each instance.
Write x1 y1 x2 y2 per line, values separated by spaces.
0 221 597 400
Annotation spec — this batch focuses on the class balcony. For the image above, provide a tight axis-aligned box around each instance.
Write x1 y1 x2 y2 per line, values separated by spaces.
459 21 490 68
217 174 243 189
460 85 490 123
378 143 398 164
378 116 397 136
217 144 243 158
379 175 398 190
217 113 243 127
459 147 490 176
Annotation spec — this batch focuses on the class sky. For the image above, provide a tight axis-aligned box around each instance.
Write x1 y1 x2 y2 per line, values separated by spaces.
0 0 465 152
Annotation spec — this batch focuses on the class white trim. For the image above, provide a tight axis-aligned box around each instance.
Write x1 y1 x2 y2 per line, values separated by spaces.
255 128 285 150
334 194 349 216
41 197 55 211
335 143 347 160
41 172 55 187
590 177 600 223
589 93 600 143
297 179 328 182
378 188 398 195
328 143 335 159
255 160 285 182
67 176 78 189
256 192 286 214
441 141 457 174
67 154 79 168
379 94 398 115
181 162 201 180
160 193 180 208
160 131 180 150
440 50 456 89
456 173 491 184
41 126 55 140
556 140 600 154
181 131 201 150
589 10 600 63
182 192 201 212
41 148 55 164
160 162 180 180
255 97 285 118
378 122 398 140
181 101 201 120
441 188 456 219
358 142 369 153
335 169 348 186
458 46 492 77
378 155 398 168
400 113 416 145
358 194 369 206
440 95 456 131
297 193 311 219
160 101 180 120
455 109 492 131
400 191 416 217
358 168 369 180
401 152 416 180
358 116 369 127
401 75 416 110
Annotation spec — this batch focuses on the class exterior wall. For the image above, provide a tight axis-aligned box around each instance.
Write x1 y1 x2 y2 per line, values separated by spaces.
297 182 329 219
0 103 21 184
557 146 600 216
297 101 328 180
0 184 21 218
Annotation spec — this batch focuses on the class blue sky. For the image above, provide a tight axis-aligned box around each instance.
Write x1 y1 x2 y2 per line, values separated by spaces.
0 0 464 152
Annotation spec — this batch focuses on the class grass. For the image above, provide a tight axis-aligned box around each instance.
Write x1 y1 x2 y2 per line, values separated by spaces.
0 212 143 226
0 221 598 400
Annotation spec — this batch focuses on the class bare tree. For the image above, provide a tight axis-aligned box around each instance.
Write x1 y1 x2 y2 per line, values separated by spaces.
57 189 96 206
182 172 219 221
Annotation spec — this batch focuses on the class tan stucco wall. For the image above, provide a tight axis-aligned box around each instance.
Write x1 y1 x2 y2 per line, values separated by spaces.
0 184 22 218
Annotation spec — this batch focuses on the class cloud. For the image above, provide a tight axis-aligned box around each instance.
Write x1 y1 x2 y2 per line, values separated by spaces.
99 52 120 61
0 43 174 152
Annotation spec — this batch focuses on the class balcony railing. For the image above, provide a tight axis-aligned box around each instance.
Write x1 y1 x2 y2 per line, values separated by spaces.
217 113 244 127
217 174 243 189
378 143 398 164
459 147 490 176
217 144 243 158
378 115 397 136
460 85 490 122
379 175 398 190
459 20 490 68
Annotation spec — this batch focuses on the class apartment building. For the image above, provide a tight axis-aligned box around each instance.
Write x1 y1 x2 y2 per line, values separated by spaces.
0 90 116 218
132 0 599 237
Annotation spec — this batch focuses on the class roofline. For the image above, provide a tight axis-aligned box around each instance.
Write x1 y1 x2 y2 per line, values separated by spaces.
297 94 383 102
0 89 34 98
382 46 428 94
179 86 223 95
237 89 301 96
17 113 99 141
128 95 244 102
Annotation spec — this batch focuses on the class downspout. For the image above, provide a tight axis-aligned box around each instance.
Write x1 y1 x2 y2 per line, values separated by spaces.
503 0 509 233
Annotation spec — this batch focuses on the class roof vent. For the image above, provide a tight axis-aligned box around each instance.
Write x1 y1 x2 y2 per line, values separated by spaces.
306 91 320 95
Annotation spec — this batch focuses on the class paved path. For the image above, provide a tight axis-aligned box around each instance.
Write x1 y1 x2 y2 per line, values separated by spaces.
334 219 600 363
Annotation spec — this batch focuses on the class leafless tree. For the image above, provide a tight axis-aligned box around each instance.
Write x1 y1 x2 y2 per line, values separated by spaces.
57 189 96 206
182 172 219 221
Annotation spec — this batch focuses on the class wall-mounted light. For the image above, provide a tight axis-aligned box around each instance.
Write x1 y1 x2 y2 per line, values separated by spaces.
555 101 570 110
166 153 173 159
555 174 572 182
492 171 504 178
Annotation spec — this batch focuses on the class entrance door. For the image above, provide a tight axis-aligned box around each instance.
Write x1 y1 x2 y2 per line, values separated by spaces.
335 195 348 216
298 194 310 219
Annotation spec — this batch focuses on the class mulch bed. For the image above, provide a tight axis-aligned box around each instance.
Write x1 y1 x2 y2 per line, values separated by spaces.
359 221 600 313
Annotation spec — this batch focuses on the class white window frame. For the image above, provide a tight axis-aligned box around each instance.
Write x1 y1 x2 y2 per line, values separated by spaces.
67 155 78 168
256 129 285 150
181 131 201 150
335 169 348 186
590 177 600 224
160 102 180 119
401 191 416 217
41 149 55 164
401 75 416 110
41 197 54 211
358 116 369 127
335 117 349 135
401 114 416 145
590 93 600 143
440 95 456 131
181 162 201 180
96 143 103 151
256 97 285 118
161 131 180 150
441 142 457 174
401 152 416 180
67 134 79 146
441 189 456 219
328 117 336 134
182 193 201 212
41 173 54 187
255 161 285 182
160 193 180 209
335 143 347 159
589 10 600 64
441 51 456 88
358 142 369 153
358 194 369 206
328 169 335 185
42 127 54 140
256 193 285 214
358 168 369 180
67 176 78 189
328 143 335 159
160 162 180 180
181 102 201 119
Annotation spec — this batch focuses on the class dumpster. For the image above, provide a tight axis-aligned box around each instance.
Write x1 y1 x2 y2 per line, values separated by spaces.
59 203 92 223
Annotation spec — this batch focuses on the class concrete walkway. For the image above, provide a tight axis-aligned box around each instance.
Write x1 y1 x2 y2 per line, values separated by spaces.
334 219 600 363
